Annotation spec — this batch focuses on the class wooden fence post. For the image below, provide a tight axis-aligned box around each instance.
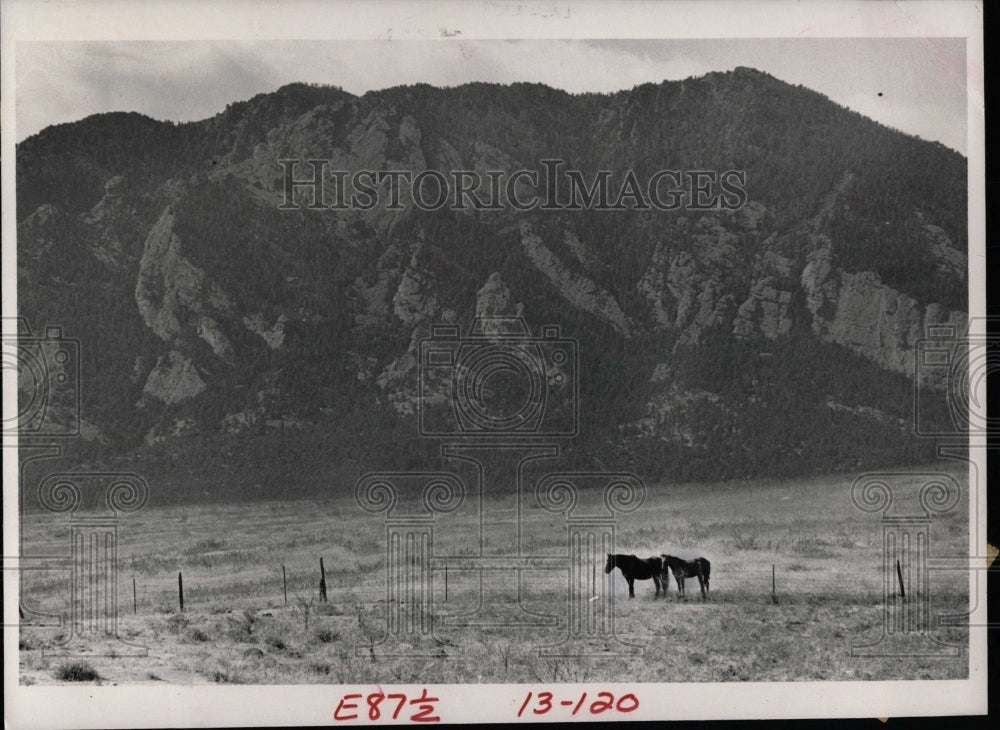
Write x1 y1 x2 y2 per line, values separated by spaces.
133 577 137 615
178 571 184 612
319 558 328 602
896 559 906 599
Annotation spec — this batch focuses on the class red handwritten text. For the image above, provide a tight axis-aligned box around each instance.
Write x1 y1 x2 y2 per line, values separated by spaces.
334 689 441 723
516 690 639 718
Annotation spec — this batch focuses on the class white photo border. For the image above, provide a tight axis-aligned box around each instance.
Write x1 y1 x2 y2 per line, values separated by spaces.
2 1 987 726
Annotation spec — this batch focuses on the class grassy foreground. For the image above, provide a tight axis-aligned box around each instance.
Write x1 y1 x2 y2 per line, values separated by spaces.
19 465 970 684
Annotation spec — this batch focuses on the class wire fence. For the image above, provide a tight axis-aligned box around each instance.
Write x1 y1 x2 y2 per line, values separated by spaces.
42 573 955 623
17 548 973 626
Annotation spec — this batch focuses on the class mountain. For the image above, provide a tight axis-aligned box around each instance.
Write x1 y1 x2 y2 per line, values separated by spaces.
15 68 967 503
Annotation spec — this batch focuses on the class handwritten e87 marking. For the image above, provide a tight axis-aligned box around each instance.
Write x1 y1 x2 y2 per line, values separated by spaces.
516 690 640 718
334 689 440 723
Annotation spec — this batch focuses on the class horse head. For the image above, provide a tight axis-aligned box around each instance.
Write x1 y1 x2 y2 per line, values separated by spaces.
604 553 614 574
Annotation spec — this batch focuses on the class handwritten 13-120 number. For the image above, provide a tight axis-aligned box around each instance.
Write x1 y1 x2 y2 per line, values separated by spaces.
516 690 639 718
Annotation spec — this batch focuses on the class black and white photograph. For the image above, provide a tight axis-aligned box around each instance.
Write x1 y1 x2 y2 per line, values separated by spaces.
2 0 988 725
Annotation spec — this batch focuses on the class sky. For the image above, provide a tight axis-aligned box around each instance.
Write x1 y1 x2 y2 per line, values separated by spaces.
14 38 968 154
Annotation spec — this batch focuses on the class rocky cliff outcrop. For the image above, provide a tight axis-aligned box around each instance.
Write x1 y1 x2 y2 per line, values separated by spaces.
520 223 632 335
17 204 69 264
79 175 136 269
141 350 207 404
392 248 441 327
226 102 428 235
376 271 524 415
375 243 456 414
135 206 235 344
800 244 966 381
923 224 967 283
732 278 794 340
637 215 744 345
476 271 524 320
243 313 288 349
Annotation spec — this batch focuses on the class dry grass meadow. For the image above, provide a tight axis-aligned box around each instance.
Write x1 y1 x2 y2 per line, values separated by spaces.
18 465 971 685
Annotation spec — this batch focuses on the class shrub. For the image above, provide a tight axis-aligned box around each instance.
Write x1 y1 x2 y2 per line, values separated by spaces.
166 614 190 633
225 609 258 642
55 661 99 682
314 628 339 644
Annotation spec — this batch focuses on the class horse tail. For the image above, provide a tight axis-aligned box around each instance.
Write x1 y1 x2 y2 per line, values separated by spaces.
702 558 711 585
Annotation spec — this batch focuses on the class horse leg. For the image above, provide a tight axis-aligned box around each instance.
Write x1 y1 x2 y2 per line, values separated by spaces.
697 564 706 600
627 577 635 598
654 575 661 598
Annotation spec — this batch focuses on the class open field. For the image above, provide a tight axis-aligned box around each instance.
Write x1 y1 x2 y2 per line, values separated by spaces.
18 464 970 684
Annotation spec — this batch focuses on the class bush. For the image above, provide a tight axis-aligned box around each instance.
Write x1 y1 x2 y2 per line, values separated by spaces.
55 661 99 682
166 614 190 633
225 609 258 642
314 628 340 644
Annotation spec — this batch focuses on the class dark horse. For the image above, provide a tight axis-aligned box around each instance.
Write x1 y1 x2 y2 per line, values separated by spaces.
604 554 664 598
660 554 711 599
